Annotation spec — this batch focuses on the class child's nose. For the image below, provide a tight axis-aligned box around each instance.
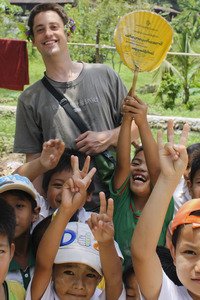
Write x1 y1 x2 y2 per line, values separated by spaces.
194 260 200 273
74 278 85 289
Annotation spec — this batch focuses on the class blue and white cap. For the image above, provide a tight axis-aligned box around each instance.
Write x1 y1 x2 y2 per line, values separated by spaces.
0 174 37 205
54 222 103 275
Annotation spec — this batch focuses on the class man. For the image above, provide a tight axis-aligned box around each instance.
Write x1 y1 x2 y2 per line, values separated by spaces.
14 3 138 212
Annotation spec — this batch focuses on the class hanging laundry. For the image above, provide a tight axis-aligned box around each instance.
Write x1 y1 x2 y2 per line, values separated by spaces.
0 38 29 91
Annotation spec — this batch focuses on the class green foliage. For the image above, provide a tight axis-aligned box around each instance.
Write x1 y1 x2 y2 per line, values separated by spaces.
0 112 15 156
0 0 23 38
156 73 181 109
65 0 151 63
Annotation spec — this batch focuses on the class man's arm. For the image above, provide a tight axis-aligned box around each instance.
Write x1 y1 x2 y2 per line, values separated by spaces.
75 122 139 156
131 124 189 300
87 192 123 300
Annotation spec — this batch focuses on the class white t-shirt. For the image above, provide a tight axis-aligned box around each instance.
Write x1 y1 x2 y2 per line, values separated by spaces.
140 271 192 300
173 177 191 216
26 279 126 299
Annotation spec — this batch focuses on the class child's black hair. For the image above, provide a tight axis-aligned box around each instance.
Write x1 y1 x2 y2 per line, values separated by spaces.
0 198 16 245
123 260 135 286
189 154 200 184
172 210 200 248
187 143 200 157
32 212 78 257
42 148 94 194
134 146 143 158
1 190 37 210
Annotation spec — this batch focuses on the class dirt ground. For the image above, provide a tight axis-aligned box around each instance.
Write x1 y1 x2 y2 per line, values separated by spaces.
0 153 25 176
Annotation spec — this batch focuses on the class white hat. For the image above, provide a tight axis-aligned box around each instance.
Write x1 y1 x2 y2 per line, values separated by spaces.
54 222 103 276
0 174 37 205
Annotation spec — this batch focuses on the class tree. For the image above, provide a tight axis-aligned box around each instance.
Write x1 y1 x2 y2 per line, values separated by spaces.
153 0 200 109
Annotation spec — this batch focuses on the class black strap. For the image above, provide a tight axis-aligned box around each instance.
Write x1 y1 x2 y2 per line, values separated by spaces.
41 76 113 161
3 281 9 300
41 76 88 133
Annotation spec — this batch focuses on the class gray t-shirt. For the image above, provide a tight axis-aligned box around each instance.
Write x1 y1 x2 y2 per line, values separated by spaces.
14 62 127 211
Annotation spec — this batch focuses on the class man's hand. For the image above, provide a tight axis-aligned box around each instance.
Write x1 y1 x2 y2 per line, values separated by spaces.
75 131 112 155
39 139 65 171
87 192 114 243
61 155 96 215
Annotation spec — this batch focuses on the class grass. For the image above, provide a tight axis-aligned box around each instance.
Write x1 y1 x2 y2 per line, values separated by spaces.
0 48 199 155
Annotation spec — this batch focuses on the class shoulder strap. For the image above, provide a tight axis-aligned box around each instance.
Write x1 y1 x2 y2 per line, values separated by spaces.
3 281 9 300
41 76 88 133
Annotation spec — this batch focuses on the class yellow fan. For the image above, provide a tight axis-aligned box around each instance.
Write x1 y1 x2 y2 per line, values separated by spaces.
114 11 173 94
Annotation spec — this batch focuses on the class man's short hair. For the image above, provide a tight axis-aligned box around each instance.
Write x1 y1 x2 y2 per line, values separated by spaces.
0 198 16 245
27 3 68 38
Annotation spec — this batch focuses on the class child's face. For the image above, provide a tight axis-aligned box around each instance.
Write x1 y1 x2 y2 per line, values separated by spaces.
130 151 151 198
188 169 200 199
125 272 140 300
52 262 101 300
47 170 73 209
1 192 38 238
173 225 200 299
0 234 15 285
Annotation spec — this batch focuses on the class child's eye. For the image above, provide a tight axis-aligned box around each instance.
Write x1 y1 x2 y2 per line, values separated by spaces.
52 184 63 189
0 250 5 254
131 162 139 166
64 270 74 276
86 273 97 278
183 250 196 255
16 204 25 209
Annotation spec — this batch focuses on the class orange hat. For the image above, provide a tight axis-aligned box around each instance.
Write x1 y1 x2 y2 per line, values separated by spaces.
171 198 200 235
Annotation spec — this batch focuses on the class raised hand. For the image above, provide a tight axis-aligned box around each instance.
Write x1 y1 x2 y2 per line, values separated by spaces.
87 192 114 243
122 95 148 127
61 155 96 215
157 120 189 179
39 139 65 171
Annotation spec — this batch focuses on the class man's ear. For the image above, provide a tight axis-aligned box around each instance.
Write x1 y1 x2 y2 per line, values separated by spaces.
32 206 41 223
170 245 176 266
10 243 15 262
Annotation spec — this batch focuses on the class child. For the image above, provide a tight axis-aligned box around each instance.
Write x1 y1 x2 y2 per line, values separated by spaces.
131 123 196 299
0 174 40 289
173 142 200 214
188 153 200 199
122 262 140 300
26 156 125 300
0 198 25 299
17 140 94 221
110 95 174 266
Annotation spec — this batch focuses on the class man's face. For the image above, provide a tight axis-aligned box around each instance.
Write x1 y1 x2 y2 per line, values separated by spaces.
46 169 73 209
1 193 37 238
32 10 68 58
0 234 14 284
130 151 151 198
188 169 200 199
53 263 101 300
173 225 200 299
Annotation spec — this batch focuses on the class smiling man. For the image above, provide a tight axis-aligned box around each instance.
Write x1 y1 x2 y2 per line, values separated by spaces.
14 3 139 213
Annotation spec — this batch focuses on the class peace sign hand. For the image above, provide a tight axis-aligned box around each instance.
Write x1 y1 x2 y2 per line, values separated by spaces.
158 120 189 180
87 192 114 244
